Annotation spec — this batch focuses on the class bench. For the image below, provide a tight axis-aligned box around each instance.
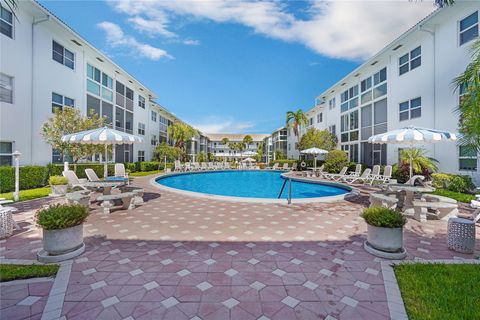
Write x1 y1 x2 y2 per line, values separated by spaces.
423 194 457 204
369 193 399 210
119 186 144 205
97 192 136 214
412 200 458 222
66 191 91 207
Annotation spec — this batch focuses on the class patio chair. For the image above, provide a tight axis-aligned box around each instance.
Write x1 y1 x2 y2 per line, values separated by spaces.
369 165 392 185
291 163 298 171
348 164 362 177
207 162 215 170
185 163 192 171
324 167 348 181
115 163 129 179
85 168 100 182
281 163 289 170
342 168 372 184
200 162 208 170
267 163 279 170
365 165 380 184
63 170 88 190
174 160 183 172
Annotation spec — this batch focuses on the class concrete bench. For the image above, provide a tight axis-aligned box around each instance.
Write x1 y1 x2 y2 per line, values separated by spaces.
369 193 399 210
119 187 144 205
66 191 91 207
97 192 136 214
423 194 457 204
412 200 458 222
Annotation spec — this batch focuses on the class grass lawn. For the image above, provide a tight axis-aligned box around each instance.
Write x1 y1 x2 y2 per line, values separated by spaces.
430 189 476 203
394 263 480 320
0 187 51 202
130 170 163 177
0 264 59 282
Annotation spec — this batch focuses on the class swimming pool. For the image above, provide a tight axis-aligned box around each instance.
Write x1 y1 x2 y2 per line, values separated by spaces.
155 170 351 201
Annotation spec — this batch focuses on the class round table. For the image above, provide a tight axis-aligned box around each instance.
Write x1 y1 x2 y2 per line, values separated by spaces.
84 181 126 195
385 184 435 213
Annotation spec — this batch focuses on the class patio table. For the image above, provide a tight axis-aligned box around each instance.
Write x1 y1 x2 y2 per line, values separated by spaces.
385 184 435 214
84 181 126 195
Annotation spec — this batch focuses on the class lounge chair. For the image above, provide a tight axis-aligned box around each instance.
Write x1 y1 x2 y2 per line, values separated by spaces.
342 168 372 184
348 164 362 177
185 163 192 171
174 160 183 172
369 165 392 185
268 163 279 170
207 162 215 170
63 170 88 190
365 165 380 184
324 167 348 181
281 163 289 171
85 168 100 182
115 163 129 179
201 162 208 171
291 163 298 171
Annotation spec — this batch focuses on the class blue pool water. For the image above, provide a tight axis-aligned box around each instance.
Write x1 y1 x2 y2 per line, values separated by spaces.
156 170 350 199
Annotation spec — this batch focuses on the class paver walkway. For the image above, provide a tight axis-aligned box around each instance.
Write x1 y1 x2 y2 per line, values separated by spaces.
1 174 478 319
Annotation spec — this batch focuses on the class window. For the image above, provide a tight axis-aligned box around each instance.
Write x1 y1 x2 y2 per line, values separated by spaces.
328 97 336 110
0 141 13 165
151 111 157 122
0 5 13 38
87 64 113 101
317 113 323 123
309 117 313 126
0 73 13 103
138 150 145 162
329 125 336 136
138 95 145 109
52 92 74 112
138 122 145 135
459 146 477 171
399 97 421 121
340 110 359 143
460 11 478 46
399 46 421 75
151 134 157 146
52 41 74 69
360 68 387 104
340 85 358 112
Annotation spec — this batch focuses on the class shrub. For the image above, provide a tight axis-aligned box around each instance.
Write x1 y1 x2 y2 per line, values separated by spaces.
361 207 407 228
0 166 49 193
36 204 89 230
48 176 68 185
431 173 475 193
140 162 161 172
124 162 140 173
257 163 266 169
324 150 348 173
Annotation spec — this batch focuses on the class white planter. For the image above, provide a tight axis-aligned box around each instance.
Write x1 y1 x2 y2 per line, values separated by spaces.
367 224 404 253
51 184 68 196
42 224 84 255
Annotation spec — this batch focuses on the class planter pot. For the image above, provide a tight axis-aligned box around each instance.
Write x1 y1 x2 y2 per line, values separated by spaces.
367 224 403 253
51 184 68 196
42 224 84 255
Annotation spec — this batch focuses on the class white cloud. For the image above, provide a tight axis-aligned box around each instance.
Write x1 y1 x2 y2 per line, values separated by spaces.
183 39 200 46
188 116 255 133
97 21 172 60
108 0 435 60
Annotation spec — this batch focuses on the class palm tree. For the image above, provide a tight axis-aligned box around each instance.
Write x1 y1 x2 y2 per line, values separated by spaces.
221 138 229 163
435 0 455 7
167 121 198 161
242 135 253 152
400 148 439 178
286 109 308 146
453 38 480 154
2 0 19 20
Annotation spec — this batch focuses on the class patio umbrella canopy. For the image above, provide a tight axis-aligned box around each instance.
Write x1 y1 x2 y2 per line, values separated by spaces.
242 151 257 157
300 147 329 169
62 126 143 178
241 157 256 162
368 126 457 178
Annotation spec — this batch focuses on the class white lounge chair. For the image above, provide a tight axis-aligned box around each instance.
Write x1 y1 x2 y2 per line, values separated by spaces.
184 163 192 171
281 163 289 171
85 168 100 182
63 170 88 190
174 160 183 172
200 162 208 171
342 168 372 184
369 165 392 185
324 167 348 181
365 165 381 184
207 162 215 170
349 164 362 177
268 163 279 170
115 163 128 179
291 163 298 171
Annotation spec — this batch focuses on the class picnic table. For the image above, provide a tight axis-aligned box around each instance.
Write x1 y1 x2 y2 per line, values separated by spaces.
385 184 435 213
84 180 126 195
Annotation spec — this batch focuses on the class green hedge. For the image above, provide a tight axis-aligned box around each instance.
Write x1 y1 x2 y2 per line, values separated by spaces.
431 173 476 193
0 166 49 193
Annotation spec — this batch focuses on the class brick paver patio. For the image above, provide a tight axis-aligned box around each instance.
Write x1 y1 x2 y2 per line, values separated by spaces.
1 174 478 320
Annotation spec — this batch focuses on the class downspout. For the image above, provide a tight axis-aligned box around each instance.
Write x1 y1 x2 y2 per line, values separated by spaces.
419 25 436 158
31 14 50 164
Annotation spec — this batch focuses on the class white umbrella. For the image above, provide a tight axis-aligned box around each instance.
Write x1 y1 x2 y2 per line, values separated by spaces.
62 126 143 178
242 151 257 157
300 147 329 169
241 157 256 163
368 126 457 178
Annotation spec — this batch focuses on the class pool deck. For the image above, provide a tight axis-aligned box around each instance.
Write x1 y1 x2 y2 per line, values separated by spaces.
1 173 479 320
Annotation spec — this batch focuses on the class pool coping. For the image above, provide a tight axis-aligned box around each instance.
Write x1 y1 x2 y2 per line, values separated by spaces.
149 170 358 204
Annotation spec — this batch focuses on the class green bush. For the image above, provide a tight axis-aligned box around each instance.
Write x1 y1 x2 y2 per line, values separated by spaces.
140 162 161 172
48 175 68 185
361 207 407 228
324 150 349 173
432 173 475 193
0 166 49 193
36 204 89 230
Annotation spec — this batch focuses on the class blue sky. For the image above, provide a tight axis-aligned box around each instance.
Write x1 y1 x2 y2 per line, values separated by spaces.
39 1 434 134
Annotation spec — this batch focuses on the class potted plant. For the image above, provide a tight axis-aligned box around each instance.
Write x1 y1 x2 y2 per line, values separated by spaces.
361 207 407 259
36 204 89 262
49 175 68 196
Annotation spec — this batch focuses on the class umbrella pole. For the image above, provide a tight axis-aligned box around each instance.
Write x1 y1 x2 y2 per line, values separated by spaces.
409 148 413 179
104 144 108 179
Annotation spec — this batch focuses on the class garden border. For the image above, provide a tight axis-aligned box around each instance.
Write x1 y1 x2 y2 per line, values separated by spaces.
381 258 480 320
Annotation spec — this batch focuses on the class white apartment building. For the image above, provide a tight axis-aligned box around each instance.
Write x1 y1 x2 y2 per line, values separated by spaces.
205 133 269 160
288 3 480 184
0 0 185 166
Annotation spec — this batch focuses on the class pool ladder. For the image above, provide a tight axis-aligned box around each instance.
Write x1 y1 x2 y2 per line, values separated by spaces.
277 178 292 204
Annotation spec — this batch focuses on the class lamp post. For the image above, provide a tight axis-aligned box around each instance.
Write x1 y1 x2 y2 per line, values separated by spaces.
12 151 21 202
